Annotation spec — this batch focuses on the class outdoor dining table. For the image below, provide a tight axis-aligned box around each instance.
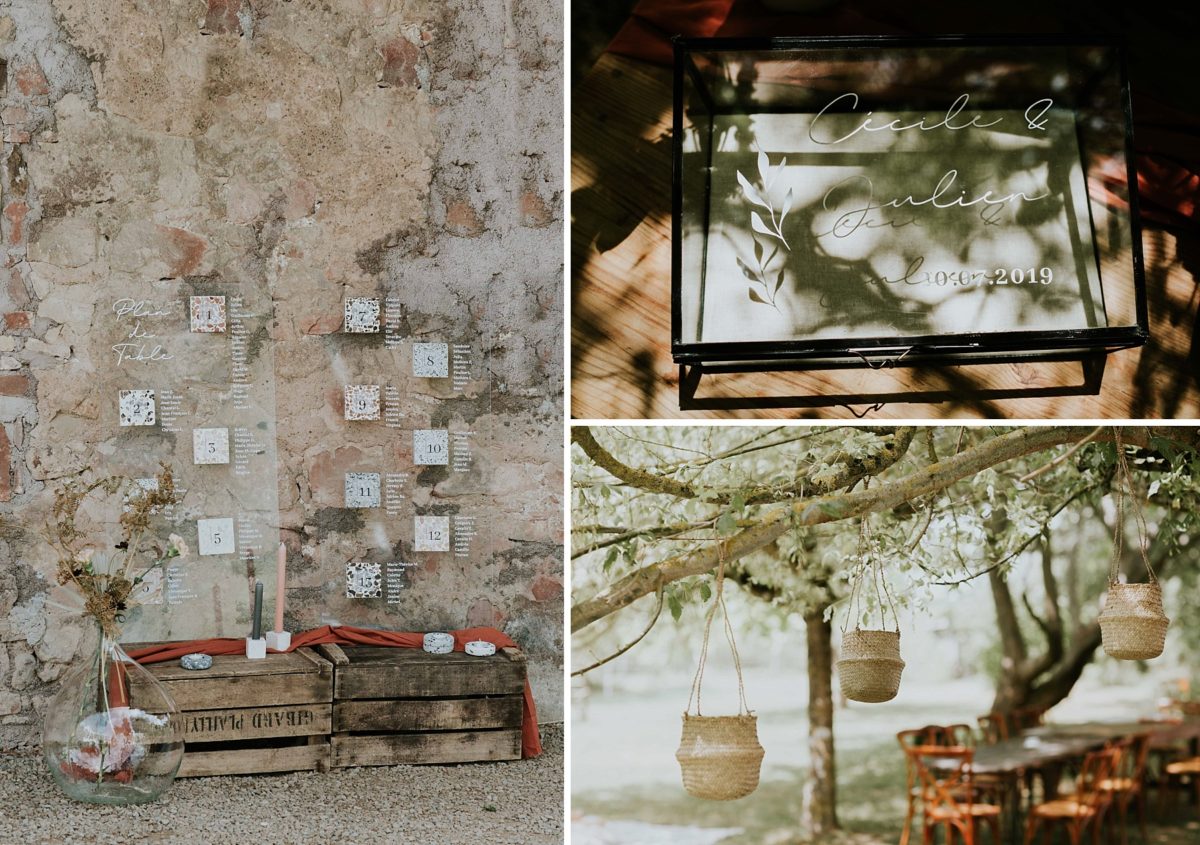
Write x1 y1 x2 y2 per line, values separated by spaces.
929 719 1200 842
1025 719 1200 753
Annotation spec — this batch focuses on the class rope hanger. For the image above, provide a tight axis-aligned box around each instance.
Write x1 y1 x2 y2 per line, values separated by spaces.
686 539 751 717
842 481 900 635
1109 427 1157 585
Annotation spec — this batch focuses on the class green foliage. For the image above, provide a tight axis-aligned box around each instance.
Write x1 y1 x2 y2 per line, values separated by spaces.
572 427 1200 636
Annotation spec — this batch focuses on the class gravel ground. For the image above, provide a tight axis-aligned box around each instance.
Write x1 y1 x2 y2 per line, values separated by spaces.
0 725 563 845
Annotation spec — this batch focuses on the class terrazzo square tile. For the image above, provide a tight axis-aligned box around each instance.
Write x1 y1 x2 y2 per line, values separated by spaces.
119 390 156 426
192 427 230 465
343 297 381 333
346 561 382 598
197 517 235 556
130 567 164 605
412 342 449 378
345 472 381 508
190 296 227 333
414 515 450 552
413 429 450 465
344 384 381 420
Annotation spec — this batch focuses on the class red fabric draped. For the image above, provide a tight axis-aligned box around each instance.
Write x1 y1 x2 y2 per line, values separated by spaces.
605 0 1200 233
126 625 542 758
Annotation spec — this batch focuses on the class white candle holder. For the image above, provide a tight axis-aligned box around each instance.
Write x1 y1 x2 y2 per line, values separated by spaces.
245 637 267 660
265 630 292 651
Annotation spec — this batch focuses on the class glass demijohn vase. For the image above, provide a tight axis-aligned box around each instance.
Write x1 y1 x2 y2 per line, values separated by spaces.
42 628 184 804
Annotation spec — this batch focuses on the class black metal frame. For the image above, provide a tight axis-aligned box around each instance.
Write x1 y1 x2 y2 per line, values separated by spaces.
670 34 1148 372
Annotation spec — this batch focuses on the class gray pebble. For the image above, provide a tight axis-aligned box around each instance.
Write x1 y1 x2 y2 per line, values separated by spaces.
0 725 564 844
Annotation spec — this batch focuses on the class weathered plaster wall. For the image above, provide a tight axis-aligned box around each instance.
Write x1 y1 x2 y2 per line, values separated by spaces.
0 0 563 745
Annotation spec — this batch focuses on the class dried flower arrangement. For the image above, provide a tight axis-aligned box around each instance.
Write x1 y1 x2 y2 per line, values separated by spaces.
46 463 186 636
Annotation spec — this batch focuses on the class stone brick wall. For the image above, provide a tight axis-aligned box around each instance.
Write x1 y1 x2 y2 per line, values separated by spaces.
0 0 562 746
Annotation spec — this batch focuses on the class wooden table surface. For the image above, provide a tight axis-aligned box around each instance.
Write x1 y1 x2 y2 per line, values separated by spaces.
571 53 1200 420
929 719 1200 775
964 734 1101 776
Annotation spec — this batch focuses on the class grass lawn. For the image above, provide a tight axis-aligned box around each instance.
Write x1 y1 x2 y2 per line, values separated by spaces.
575 734 1200 844
572 673 1200 845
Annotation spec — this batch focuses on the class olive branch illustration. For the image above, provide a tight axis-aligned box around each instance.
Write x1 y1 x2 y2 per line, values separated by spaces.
736 151 793 309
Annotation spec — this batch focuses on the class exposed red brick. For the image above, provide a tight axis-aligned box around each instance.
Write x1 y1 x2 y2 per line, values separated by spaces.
466 599 506 627
5 269 28 308
159 225 207 276
1 106 29 126
0 426 10 502
298 313 342 335
380 38 420 88
307 445 365 501
3 200 28 246
0 374 28 396
519 190 553 229
531 574 562 602
13 62 50 97
282 179 317 220
445 200 484 238
3 311 31 331
204 0 243 34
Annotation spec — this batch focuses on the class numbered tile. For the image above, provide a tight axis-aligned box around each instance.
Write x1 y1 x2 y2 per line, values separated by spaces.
190 296 227 333
346 561 382 598
344 297 381 333
119 389 156 427
414 515 451 552
413 429 450 466
344 472 381 508
130 567 165 605
192 427 230 465
412 342 449 378
197 517 236 556
344 384 381 420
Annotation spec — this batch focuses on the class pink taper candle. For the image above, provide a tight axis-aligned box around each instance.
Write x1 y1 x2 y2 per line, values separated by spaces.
274 541 286 632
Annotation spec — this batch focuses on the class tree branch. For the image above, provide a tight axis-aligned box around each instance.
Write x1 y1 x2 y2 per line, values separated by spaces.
572 425 918 507
571 583 664 676
570 426 1200 632
572 427 699 499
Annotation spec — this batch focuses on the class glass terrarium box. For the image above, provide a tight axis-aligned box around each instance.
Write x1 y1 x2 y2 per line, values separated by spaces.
671 37 1147 369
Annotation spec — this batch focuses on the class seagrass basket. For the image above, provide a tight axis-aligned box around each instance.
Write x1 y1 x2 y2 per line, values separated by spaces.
1099 581 1169 660
837 628 905 703
676 713 765 801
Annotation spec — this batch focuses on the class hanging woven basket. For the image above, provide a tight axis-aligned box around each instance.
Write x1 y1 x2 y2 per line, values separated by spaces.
1099 581 1169 660
676 713 765 801
838 627 905 703
677 542 764 801
1098 432 1170 662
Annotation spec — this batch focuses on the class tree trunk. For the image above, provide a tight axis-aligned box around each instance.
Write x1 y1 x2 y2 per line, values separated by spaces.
803 607 839 837
988 521 1171 715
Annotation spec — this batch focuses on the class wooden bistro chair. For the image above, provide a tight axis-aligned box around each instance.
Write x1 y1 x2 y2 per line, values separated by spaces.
899 727 949 845
1012 708 1047 733
1097 734 1151 845
1023 748 1116 845
910 745 1003 845
1161 756 1200 819
941 724 1010 805
943 724 977 748
978 713 1010 746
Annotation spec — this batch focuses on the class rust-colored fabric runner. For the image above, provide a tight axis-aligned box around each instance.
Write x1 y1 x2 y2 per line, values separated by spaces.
126 625 542 758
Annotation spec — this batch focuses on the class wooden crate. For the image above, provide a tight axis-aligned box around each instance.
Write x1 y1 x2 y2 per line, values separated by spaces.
316 644 526 768
130 648 333 778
